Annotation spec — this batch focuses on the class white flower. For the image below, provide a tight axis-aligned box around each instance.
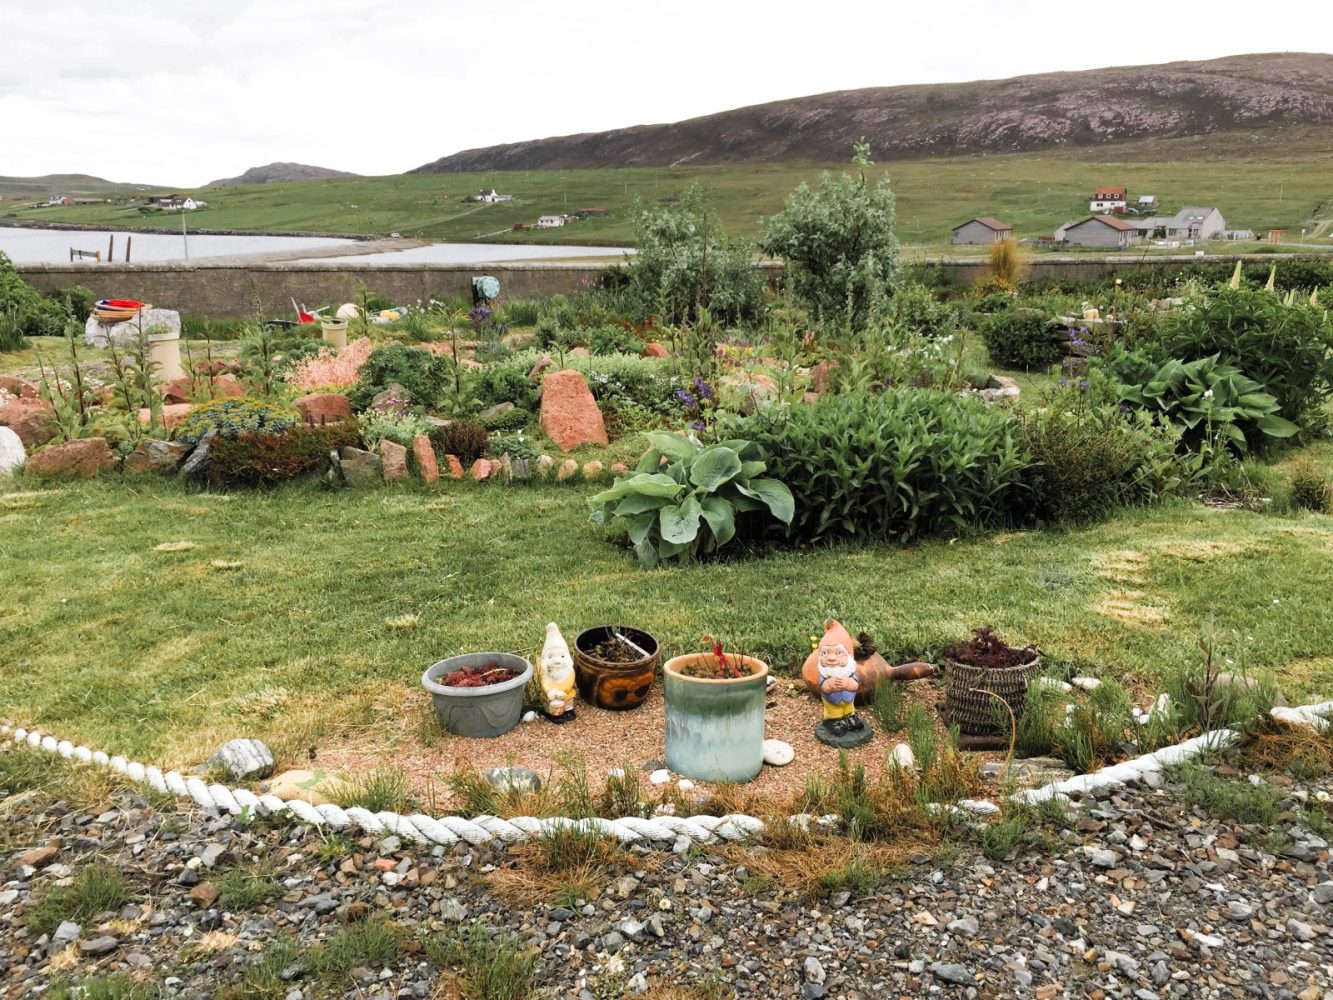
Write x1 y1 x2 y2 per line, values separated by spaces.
1202 389 1214 399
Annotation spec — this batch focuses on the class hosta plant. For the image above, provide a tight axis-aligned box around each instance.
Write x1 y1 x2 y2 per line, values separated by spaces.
588 431 794 567
1117 354 1299 453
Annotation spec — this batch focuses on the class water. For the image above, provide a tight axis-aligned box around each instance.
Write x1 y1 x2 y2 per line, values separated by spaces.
1 226 631 265
295 243 631 265
0 227 352 263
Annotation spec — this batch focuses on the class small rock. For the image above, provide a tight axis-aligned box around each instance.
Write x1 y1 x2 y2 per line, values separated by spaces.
16 844 59 867
1287 918 1317 942
26 437 118 478
888 743 916 769
601 931 626 953
801 986 827 1000
338 446 382 486
761 740 794 767
411 435 438 484
200 844 227 868
483 766 541 794
804 956 826 984
79 935 119 956
1312 882 1333 905
190 883 219 908
52 921 82 948
470 458 492 481
649 769 671 786
378 439 409 482
307 894 339 916
1071 676 1102 691
180 429 218 478
208 738 275 781
521 711 538 723
439 898 468 922
556 458 579 481
947 916 979 936
930 963 974 986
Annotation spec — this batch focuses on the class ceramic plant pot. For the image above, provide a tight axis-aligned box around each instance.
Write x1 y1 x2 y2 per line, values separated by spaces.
422 652 532 738
573 625 659 710
663 653 769 783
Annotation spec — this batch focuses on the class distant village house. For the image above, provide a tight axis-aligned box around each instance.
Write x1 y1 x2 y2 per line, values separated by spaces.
1061 214 1139 248
1136 194 1159 212
474 188 514 203
1132 206 1227 241
1089 186 1127 213
147 194 206 210
950 217 1013 245
535 215 566 229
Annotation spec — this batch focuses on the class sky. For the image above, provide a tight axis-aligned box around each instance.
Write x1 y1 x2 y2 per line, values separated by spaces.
1 0 1329 187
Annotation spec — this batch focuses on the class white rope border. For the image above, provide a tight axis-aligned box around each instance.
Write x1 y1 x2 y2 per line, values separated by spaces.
3 703 1329 852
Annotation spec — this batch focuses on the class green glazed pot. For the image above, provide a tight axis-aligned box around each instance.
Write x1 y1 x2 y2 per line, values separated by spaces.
663 653 769 783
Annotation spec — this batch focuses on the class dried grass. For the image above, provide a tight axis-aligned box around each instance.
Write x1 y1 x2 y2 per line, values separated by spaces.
1239 715 1333 773
726 837 922 899
1095 590 1169 626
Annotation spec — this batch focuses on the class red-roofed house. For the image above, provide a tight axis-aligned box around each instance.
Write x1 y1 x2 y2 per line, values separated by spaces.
950 217 1014 245
1090 186 1128 212
1062 214 1139 248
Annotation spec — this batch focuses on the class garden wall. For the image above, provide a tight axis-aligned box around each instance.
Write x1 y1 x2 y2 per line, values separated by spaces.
16 253 1330 317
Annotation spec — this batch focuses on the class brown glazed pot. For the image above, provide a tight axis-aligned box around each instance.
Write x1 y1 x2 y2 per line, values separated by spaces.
573 625 659 710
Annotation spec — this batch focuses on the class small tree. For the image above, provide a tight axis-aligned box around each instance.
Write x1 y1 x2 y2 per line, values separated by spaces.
761 140 900 331
625 182 765 327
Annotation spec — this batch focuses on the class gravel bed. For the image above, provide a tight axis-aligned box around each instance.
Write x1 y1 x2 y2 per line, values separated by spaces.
2 745 1331 999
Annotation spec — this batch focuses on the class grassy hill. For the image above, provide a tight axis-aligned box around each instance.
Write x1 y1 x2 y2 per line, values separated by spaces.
0 173 168 203
5 126 1331 248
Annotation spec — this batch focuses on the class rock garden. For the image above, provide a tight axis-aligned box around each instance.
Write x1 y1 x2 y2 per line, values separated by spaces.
2 171 1333 998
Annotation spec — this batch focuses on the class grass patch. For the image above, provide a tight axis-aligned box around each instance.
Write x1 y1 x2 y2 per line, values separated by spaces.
485 825 635 907
306 918 404 983
217 937 303 1000
215 861 284 911
421 920 539 1000
1173 761 1285 825
326 767 412 813
27 862 131 937
46 977 156 1000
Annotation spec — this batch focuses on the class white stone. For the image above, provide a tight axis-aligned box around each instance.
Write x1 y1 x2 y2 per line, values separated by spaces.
1032 677 1073 694
648 769 671 786
677 779 694 791
888 743 916 770
0 427 25 475
1071 676 1101 691
521 711 538 723
84 307 181 347
761 739 794 767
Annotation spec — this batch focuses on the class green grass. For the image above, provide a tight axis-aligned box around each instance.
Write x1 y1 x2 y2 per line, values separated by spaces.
421 921 539 1000
1 471 1331 767
8 126 1332 247
215 862 284 911
26 862 131 936
1173 761 1285 825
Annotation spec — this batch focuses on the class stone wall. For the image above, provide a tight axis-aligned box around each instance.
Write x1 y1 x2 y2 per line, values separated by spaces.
14 254 1329 317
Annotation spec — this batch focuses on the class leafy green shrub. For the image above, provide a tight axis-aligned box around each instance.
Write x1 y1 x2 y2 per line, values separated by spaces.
177 397 300 442
761 141 899 330
1018 391 1186 523
887 282 960 338
565 354 683 413
980 308 1064 369
479 406 531 432
496 298 542 327
468 361 536 412
489 430 539 462
1113 354 1299 453
626 182 766 326
586 323 641 356
1159 286 1333 432
45 285 95 323
746 389 1030 543
588 431 794 567
0 306 27 352
346 343 450 411
209 424 360 485
0 251 71 339
429 420 489 463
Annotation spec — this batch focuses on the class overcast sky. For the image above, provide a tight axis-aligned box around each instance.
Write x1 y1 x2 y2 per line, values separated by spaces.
1 0 1327 187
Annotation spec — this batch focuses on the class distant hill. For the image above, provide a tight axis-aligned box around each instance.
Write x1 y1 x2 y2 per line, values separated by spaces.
411 52 1333 172
0 173 164 200
208 162 361 186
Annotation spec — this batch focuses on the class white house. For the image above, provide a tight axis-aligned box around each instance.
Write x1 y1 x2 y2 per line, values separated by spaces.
181 197 206 211
1090 186 1127 212
1164 206 1226 240
1136 194 1159 213
535 215 565 229
475 189 514 203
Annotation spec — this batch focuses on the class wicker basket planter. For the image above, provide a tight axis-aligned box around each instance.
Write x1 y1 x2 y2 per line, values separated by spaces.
942 652 1043 735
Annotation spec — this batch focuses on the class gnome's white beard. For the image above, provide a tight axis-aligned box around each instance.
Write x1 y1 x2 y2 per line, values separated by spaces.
543 655 573 685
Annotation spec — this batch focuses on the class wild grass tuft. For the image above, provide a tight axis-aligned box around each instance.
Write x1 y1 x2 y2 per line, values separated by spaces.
27 862 131 937
421 920 539 1000
326 767 412 813
870 680 906 733
45 977 155 1000
1173 761 1284 825
307 918 403 982
216 861 284 911
485 823 634 907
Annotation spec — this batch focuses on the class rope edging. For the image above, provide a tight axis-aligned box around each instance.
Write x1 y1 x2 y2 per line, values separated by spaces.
4 702 1329 852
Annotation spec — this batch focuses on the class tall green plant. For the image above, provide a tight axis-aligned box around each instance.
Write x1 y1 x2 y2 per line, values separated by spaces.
588 431 794 567
761 140 900 331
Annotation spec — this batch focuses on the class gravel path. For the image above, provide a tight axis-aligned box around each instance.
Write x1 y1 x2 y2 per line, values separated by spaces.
2 744 1331 999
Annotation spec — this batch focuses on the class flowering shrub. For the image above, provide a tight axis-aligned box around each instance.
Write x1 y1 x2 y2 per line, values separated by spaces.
283 337 375 393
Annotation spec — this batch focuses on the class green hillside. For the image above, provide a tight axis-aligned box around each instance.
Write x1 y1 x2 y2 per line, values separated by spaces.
5 126 1331 248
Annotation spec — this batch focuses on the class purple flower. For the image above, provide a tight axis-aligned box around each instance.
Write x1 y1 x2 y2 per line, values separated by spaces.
1058 379 1069 388
676 389 698 409
691 421 706 432
468 305 492 323
1078 379 1089 390
693 377 714 400
1119 404 1132 413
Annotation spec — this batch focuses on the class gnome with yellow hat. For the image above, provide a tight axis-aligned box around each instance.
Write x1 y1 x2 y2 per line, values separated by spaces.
539 622 577 723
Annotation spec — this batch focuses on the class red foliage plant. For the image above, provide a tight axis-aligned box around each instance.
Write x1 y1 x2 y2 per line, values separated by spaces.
943 626 1037 670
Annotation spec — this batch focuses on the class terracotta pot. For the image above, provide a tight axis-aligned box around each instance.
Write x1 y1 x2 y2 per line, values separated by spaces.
572 625 659 710
663 653 769 783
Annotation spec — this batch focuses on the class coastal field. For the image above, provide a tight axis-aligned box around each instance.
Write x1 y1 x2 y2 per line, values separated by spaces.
5 126 1332 249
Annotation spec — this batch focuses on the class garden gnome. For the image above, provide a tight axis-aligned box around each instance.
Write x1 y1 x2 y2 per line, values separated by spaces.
539 622 577 723
815 638 872 748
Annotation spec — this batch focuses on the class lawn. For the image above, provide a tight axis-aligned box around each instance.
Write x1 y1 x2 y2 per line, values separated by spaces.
8 125 1332 247
2 471 1331 773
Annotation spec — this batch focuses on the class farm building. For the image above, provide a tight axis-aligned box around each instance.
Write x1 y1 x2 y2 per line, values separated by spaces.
1136 194 1159 212
535 215 566 229
1062 215 1139 248
1090 186 1127 212
950 217 1013 245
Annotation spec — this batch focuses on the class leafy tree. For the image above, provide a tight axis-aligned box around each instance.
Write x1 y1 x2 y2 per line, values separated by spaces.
761 141 900 330
625 182 765 326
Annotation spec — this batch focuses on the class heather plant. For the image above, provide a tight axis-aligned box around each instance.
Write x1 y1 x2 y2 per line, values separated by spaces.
283 337 374 393
347 342 450 411
177 397 300 441
429 420 489 464
761 141 900 332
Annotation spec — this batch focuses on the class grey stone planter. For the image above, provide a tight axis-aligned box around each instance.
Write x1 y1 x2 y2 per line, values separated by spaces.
422 653 532 738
